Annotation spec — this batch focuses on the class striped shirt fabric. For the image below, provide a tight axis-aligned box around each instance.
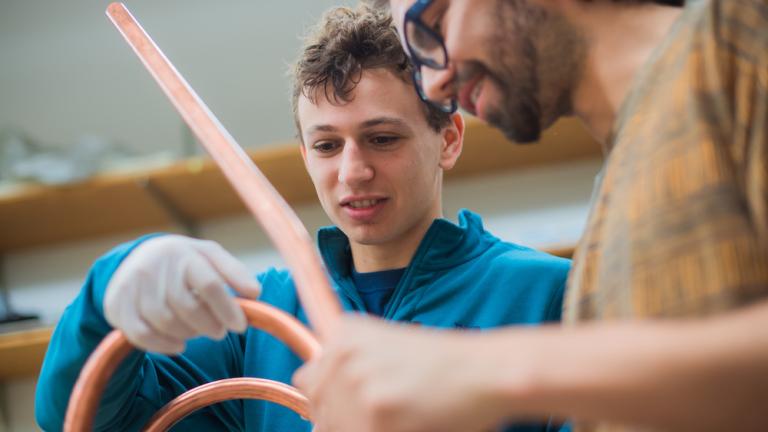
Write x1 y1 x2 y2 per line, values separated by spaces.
565 0 768 429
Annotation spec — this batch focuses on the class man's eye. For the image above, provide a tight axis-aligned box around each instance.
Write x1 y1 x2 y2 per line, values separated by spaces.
371 136 398 146
412 27 435 48
423 4 447 35
432 16 443 34
313 141 338 153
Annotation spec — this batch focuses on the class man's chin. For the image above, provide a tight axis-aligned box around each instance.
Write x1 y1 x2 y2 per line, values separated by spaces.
488 107 541 144
339 225 386 246
503 127 541 144
489 115 541 144
350 233 387 246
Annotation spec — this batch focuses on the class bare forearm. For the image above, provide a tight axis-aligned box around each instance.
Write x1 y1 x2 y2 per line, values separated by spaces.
480 299 768 431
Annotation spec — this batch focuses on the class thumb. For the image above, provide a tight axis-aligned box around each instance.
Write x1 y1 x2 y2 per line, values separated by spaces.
194 240 261 298
292 362 313 392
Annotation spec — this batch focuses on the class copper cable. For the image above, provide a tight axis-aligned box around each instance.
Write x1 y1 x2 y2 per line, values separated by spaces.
144 378 310 431
63 3 342 429
104 2 341 339
64 300 319 431
144 301 320 431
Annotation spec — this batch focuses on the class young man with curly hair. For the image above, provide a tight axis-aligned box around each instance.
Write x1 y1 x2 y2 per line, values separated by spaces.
35 6 570 431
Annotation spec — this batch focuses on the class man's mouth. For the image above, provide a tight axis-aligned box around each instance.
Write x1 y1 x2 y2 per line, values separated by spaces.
346 199 384 209
340 196 388 208
340 197 389 222
458 72 485 116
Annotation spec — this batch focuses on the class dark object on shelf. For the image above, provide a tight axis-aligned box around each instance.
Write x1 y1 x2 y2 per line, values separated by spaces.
0 265 38 325
0 310 38 325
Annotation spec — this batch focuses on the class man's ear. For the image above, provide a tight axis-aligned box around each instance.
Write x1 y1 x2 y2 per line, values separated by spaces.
438 112 465 170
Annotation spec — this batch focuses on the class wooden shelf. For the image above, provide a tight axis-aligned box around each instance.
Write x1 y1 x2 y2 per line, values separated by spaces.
0 118 599 253
0 245 576 380
0 326 53 380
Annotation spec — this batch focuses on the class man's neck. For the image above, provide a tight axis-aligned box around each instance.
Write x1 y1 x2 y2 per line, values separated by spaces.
568 2 682 146
349 214 438 273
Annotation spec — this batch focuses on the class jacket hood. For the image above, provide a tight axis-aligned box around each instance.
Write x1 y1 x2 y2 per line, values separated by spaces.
317 209 498 282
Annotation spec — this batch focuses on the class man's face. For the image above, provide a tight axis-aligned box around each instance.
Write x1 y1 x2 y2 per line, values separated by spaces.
298 68 460 249
389 0 581 143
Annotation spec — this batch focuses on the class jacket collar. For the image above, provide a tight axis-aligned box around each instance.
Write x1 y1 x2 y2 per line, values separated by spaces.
317 209 496 282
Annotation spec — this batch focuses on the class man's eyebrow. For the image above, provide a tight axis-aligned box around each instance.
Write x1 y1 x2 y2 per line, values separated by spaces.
305 117 412 135
305 124 338 135
360 117 410 130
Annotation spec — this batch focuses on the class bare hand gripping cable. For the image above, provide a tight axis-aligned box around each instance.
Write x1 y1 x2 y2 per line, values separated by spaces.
63 3 342 430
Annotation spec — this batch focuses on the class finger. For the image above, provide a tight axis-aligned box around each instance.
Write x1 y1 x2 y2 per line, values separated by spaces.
122 288 184 353
293 361 328 427
167 267 226 338
185 252 245 334
294 342 349 401
292 362 315 394
194 240 261 298
137 278 198 341
128 318 185 354
307 391 339 432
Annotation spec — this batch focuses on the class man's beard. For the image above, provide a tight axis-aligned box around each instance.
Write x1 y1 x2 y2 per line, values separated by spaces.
484 0 581 144
485 47 542 143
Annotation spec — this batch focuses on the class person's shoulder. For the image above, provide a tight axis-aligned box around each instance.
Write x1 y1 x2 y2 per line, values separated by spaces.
705 0 767 24
476 242 569 317
484 240 571 276
691 0 768 48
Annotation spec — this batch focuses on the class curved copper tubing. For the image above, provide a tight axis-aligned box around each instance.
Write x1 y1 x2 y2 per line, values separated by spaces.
64 300 319 431
64 4 343 431
63 331 134 432
104 2 341 340
238 299 321 361
144 378 309 431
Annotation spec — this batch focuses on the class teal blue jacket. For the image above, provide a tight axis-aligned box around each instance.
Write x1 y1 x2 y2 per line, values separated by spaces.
36 210 570 431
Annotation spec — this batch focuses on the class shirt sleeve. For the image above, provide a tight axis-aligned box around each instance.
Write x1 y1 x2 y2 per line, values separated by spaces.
702 0 768 244
34 234 245 431
736 7 768 245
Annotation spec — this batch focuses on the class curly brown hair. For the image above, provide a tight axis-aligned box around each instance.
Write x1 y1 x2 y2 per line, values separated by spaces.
363 0 389 10
290 5 452 135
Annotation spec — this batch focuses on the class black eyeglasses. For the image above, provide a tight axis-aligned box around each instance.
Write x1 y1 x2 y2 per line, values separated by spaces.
403 0 457 113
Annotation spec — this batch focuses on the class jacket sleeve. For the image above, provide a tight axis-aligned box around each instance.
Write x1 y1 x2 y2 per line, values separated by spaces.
544 256 570 323
34 235 245 431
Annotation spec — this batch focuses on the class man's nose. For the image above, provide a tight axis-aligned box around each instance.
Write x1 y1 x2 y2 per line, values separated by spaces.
421 65 456 107
337 142 374 185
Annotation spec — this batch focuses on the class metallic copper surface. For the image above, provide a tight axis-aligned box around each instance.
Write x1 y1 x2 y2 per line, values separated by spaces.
62 331 134 432
64 4 345 430
238 298 321 361
144 378 310 431
64 300 319 431
104 2 341 340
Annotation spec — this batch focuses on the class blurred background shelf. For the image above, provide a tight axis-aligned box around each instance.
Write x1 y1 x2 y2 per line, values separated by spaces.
0 118 600 253
0 326 53 380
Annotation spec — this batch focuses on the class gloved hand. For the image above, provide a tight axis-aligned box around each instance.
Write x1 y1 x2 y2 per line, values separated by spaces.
103 235 261 354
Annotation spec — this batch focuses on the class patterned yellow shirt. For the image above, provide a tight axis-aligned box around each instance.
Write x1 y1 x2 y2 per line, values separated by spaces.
565 0 767 429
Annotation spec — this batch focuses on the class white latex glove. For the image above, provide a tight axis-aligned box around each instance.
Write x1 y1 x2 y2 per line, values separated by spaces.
103 235 261 354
